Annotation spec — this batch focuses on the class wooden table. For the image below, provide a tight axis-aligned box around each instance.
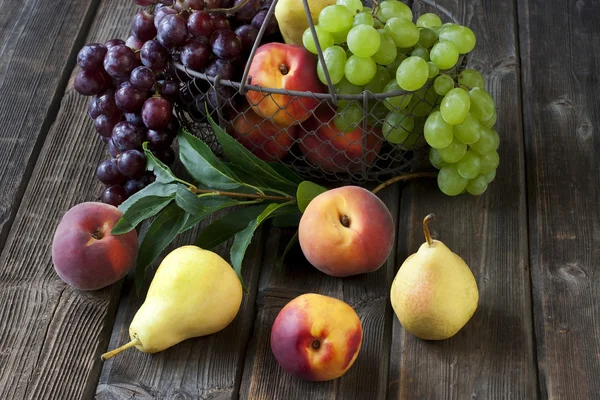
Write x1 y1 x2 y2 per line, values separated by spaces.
0 0 598 398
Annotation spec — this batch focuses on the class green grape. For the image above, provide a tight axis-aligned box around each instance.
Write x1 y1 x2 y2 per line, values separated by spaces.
439 24 476 54
382 80 412 110
335 76 363 95
372 30 397 65
345 55 377 85
407 85 439 117
456 150 481 179
469 87 496 122
383 110 415 144
385 53 407 77
302 26 333 54
396 56 428 91
377 0 413 23
334 102 364 132
466 175 488 195
429 148 447 169
366 100 389 127
319 5 353 33
433 74 454 95
365 66 391 93
427 61 439 78
347 25 381 58
384 18 420 48
424 111 453 148
481 110 497 128
430 41 459 70
453 113 481 144
436 22 456 35
411 46 429 61
440 87 470 125
336 0 363 14
491 128 500 150
483 169 496 183
469 126 496 154
316 46 347 85
438 137 467 163
458 69 485 89
418 28 438 48
479 150 499 174
438 165 468 196
397 46 414 54
331 26 352 44
354 12 374 27
416 13 442 29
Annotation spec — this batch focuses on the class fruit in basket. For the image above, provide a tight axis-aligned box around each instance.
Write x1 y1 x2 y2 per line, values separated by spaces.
51 202 138 291
245 43 324 127
298 186 395 277
390 214 478 340
101 246 243 360
274 0 336 46
270 293 362 381
226 107 296 161
298 106 383 173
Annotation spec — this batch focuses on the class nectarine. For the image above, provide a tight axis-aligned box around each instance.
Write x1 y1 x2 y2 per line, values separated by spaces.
270 293 362 381
51 202 138 291
298 186 395 277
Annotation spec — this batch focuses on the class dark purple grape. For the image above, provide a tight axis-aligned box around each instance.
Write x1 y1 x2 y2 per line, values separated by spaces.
152 147 176 165
233 0 262 22
115 81 148 113
124 179 146 196
206 86 235 110
74 70 106 96
261 0 273 9
220 0 235 7
157 14 188 49
135 0 156 5
154 6 178 29
159 80 179 99
204 58 236 80
96 89 119 117
111 121 145 151
141 172 156 185
142 97 173 130
77 43 107 72
185 0 205 10
234 25 259 54
125 112 145 126
180 39 211 70
95 114 123 138
204 0 221 9
130 66 156 92
132 10 157 41
88 97 101 119
166 117 180 135
117 149 147 178
107 139 121 157
141 40 169 72
105 38 126 49
104 45 139 79
96 158 127 185
126 35 145 52
251 10 278 36
102 185 127 206
210 29 242 60
210 14 230 30
147 129 173 147
187 10 214 38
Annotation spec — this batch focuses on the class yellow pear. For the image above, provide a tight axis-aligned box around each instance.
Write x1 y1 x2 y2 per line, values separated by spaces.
390 214 478 340
101 245 243 360
274 0 337 46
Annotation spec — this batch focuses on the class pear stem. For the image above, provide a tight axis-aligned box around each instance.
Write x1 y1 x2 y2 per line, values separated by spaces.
100 338 141 361
423 214 435 247
370 172 438 195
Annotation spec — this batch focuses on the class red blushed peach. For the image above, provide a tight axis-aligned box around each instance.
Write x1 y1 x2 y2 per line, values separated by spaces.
51 202 138 291
298 106 383 173
245 43 324 127
270 293 362 381
298 186 395 277
226 107 297 162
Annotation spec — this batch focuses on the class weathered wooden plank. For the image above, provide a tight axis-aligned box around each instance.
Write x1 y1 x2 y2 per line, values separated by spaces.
0 0 100 261
0 2 150 399
240 185 401 399
518 0 600 398
387 0 537 398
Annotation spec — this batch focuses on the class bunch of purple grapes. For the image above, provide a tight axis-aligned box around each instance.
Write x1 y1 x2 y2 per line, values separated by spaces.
73 0 280 206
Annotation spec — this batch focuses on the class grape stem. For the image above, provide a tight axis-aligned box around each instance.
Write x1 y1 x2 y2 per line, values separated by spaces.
371 171 438 195
188 186 294 202
206 0 252 14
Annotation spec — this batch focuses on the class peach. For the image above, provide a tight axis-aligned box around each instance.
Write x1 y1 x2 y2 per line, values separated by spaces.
298 186 395 277
245 43 324 127
51 202 138 291
226 107 297 162
270 293 362 381
298 106 383 173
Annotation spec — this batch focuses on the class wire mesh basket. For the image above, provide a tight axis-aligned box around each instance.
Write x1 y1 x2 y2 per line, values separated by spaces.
170 0 466 184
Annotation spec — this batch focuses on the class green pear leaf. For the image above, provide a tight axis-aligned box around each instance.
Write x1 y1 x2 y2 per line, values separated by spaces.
111 195 175 235
296 181 328 212
117 182 179 215
143 142 178 183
